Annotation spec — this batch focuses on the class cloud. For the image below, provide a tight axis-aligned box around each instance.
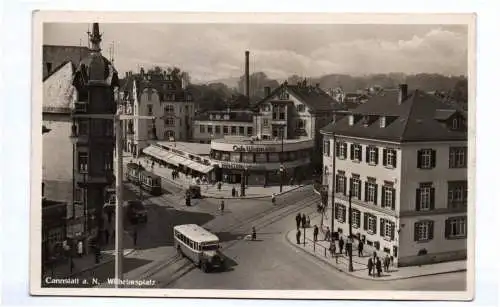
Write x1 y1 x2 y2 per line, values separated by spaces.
44 24 468 82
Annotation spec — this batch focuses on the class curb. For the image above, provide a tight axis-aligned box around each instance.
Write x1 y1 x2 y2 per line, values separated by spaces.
202 184 308 200
284 229 466 282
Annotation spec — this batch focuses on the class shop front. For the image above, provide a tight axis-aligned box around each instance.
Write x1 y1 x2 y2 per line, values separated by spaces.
210 137 314 186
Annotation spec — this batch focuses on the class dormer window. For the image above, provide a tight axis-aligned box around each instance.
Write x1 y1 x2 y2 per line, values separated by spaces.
380 116 386 128
209 114 214 120
297 104 305 112
279 90 290 100
216 114 221 120
452 118 460 130
348 115 354 126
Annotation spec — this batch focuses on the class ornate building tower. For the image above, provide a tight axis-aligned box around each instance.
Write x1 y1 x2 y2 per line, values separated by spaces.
71 23 120 250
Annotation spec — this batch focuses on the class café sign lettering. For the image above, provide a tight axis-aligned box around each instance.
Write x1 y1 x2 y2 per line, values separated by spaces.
232 145 276 152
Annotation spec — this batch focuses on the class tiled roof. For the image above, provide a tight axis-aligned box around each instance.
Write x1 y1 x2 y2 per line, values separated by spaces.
253 83 335 113
321 89 467 142
43 61 77 114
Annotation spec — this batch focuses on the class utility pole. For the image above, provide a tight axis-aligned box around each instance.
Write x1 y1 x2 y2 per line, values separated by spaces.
114 116 124 286
331 133 336 239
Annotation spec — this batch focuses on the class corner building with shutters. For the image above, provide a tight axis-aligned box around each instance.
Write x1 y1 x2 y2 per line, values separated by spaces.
321 84 468 267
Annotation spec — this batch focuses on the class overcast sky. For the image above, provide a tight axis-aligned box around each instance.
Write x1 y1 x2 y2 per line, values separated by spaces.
44 23 468 83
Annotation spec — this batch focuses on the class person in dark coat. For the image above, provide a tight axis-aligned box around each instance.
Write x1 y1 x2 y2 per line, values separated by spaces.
296 229 301 244
367 257 374 276
313 225 319 242
358 240 364 257
376 257 382 277
231 186 236 197
251 227 257 241
133 229 138 247
301 214 307 228
384 255 391 272
338 237 344 254
295 213 301 229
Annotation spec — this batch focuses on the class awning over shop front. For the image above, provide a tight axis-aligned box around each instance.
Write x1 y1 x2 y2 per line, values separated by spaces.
182 160 214 174
143 146 168 160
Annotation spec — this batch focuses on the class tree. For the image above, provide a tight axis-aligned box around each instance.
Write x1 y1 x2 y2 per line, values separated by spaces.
452 78 468 104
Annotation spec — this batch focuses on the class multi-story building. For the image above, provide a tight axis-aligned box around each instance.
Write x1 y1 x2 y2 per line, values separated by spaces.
120 69 196 155
192 109 255 143
321 84 468 267
70 23 119 249
253 80 336 170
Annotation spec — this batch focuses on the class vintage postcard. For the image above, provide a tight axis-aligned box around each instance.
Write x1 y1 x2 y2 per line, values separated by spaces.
31 11 475 300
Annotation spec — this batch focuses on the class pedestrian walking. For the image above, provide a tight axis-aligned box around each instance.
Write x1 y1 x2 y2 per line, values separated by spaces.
313 225 319 242
232 186 236 197
235 190 239 197
339 237 344 254
77 241 83 258
367 257 374 276
384 255 391 272
306 215 311 228
219 200 225 214
390 255 394 267
271 193 276 205
301 214 306 228
324 227 331 241
252 227 257 241
133 229 138 247
376 257 382 277
329 240 336 257
217 182 222 191
296 229 301 244
358 240 364 257
295 213 301 229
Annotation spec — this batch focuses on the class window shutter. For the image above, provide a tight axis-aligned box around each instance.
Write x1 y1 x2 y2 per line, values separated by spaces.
444 219 450 239
358 146 363 161
431 149 437 168
417 150 422 168
429 221 434 240
383 149 387 166
350 144 354 160
358 180 362 200
343 178 347 195
414 222 419 241
373 216 377 234
335 142 340 157
381 186 386 206
374 184 378 205
365 146 370 162
430 187 435 210
380 219 386 237
335 175 339 193
364 182 369 201
392 150 397 168
349 178 353 196
363 213 368 230
416 188 421 211
390 222 395 241
375 148 379 165
391 188 396 210
342 206 346 222
448 149 453 168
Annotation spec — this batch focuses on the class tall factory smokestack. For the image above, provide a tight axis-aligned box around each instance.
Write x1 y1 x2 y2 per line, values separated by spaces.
245 50 250 99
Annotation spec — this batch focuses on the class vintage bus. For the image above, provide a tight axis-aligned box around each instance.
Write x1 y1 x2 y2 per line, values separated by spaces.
173 224 225 272
126 162 144 185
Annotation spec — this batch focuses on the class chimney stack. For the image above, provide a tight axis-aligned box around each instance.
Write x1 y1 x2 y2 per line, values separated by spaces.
398 84 408 104
264 86 271 97
245 51 250 99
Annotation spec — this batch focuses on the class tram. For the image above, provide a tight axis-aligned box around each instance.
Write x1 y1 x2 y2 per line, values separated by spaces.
126 162 162 196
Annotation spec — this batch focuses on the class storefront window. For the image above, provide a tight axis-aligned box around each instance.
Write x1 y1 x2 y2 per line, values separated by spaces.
230 152 241 162
221 152 230 161
242 153 254 163
255 153 267 163
268 153 280 162
213 151 221 160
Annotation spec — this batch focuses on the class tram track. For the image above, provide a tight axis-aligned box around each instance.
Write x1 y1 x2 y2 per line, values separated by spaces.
154 189 320 287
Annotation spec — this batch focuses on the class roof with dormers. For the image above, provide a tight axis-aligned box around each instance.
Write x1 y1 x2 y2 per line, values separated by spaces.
320 88 467 142
253 82 338 113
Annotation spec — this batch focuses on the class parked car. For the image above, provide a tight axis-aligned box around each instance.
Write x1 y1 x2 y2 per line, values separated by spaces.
124 200 148 224
186 185 202 199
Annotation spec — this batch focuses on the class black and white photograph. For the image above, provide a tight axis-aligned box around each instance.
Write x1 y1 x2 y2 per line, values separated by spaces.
31 11 475 300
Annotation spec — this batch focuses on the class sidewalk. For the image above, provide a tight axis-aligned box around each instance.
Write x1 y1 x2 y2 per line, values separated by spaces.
124 155 306 199
285 214 466 281
44 217 136 279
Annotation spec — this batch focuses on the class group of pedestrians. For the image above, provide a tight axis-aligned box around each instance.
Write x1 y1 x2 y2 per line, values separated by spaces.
294 213 311 244
367 252 393 277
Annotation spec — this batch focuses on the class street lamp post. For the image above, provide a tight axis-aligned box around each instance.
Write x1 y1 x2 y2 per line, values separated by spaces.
348 191 354 272
279 126 285 193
